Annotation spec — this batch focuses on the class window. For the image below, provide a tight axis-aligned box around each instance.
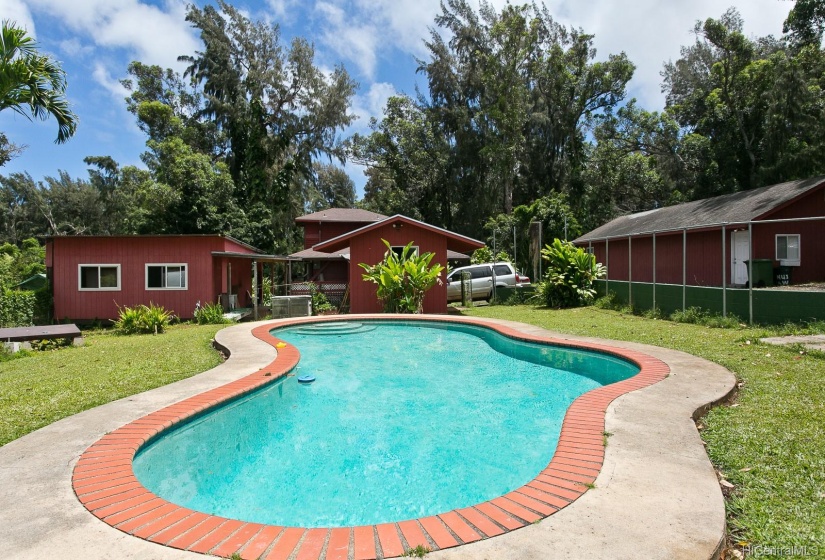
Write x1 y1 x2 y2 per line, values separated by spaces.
470 266 492 279
79 265 121 291
146 264 187 289
493 264 513 276
775 235 800 266
391 245 419 259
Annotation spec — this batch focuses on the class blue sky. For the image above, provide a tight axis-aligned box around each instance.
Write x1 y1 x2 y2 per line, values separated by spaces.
0 0 792 196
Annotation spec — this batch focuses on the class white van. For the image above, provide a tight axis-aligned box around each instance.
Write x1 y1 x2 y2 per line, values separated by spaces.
446 262 530 302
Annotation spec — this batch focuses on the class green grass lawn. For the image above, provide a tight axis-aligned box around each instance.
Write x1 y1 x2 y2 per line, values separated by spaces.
463 304 824 554
0 323 225 447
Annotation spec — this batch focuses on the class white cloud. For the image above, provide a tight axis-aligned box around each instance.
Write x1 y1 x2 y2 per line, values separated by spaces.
21 0 198 71
92 64 129 100
59 38 94 58
267 0 301 20
349 81 397 131
0 0 36 36
315 2 380 78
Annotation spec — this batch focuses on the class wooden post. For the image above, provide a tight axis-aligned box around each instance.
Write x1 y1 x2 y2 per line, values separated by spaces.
252 260 258 320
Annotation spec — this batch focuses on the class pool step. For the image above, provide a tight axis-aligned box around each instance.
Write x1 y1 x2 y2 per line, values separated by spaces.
291 322 377 335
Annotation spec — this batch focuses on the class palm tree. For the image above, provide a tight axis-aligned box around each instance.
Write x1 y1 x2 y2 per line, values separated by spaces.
0 20 77 144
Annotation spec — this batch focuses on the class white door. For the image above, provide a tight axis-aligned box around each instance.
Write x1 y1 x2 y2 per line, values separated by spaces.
731 231 750 285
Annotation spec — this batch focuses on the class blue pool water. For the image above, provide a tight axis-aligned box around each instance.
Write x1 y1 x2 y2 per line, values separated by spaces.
133 321 638 528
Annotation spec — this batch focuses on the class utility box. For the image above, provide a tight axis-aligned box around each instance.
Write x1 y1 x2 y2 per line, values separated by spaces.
744 259 774 288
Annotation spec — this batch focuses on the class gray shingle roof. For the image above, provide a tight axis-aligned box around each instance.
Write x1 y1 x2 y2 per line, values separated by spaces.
576 176 825 242
295 208 387 223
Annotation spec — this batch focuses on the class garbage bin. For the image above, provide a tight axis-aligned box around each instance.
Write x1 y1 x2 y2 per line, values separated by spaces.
774 265 791 286
744 259 774 288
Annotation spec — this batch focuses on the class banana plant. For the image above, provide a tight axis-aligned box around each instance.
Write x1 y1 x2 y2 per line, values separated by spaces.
535 238 606 308
359 239 444 313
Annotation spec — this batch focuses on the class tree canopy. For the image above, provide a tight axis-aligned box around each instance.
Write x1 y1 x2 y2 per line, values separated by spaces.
3 1 825 262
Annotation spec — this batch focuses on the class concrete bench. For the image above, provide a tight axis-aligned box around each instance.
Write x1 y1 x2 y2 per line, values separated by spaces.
0 324 84 352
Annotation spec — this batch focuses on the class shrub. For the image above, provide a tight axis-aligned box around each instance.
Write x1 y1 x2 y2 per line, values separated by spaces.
359 240 444 314
307 283 335 315
0 288 36 327
193 302 229 325
470 247 510 264
535 239 605 308
115 303 173 334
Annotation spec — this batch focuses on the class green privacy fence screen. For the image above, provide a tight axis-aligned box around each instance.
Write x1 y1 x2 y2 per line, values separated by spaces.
595 280 824 324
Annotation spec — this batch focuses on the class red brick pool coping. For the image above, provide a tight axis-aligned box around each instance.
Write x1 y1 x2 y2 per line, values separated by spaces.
72 316 669 560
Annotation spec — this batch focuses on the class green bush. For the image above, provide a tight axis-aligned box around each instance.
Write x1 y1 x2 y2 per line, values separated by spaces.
535 239 605 308
307 282 335 315
359 240 444 314
470 247 511 264
115 303 174 334
0 288 36 327
193 302 229 325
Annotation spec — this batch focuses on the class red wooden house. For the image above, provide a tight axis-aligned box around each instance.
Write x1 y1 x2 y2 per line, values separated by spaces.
288 209 387 304
574 176 825 287
45 235 291 322
292 212 484 313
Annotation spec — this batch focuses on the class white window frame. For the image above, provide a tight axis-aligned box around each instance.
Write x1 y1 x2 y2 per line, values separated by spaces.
145 263 188 290
78 264 121 291
775 234 801 266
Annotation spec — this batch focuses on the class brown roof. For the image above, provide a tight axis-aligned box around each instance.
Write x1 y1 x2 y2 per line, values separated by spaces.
288 248 349 260
295 208 387 223
313 214 485 254
576 176 825 242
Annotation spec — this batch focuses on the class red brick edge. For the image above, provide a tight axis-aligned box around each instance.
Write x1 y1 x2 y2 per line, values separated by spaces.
72 316 669 560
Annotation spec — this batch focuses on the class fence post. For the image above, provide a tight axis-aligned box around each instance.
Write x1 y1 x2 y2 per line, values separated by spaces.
748 222 753 325
682 228 687 312
628 236 633 309
605 238 610 298
722 226 727 317
652 233 657 312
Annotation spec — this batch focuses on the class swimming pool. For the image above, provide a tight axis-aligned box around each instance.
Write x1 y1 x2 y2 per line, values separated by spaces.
73 316 670 559
132 320 638 528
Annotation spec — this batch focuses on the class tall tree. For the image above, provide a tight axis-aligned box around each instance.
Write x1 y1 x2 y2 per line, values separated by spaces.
415 0 633 235
306 162 356 211
0 20 77 153
350 95 450 224
181 1 357 211
662 8 825 195
784 0 825 46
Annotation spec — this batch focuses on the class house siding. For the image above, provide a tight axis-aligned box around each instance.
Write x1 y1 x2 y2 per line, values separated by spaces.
302 222 372 249
49 236 258 321
348 223 449 314
583 187 825 288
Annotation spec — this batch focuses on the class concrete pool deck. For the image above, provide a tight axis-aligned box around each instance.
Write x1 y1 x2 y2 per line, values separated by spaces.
0 316 736 560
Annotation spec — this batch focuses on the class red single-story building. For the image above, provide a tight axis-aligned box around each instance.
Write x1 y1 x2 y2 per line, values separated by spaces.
574 176 825 287
292 212 484 313
45 235 294 322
